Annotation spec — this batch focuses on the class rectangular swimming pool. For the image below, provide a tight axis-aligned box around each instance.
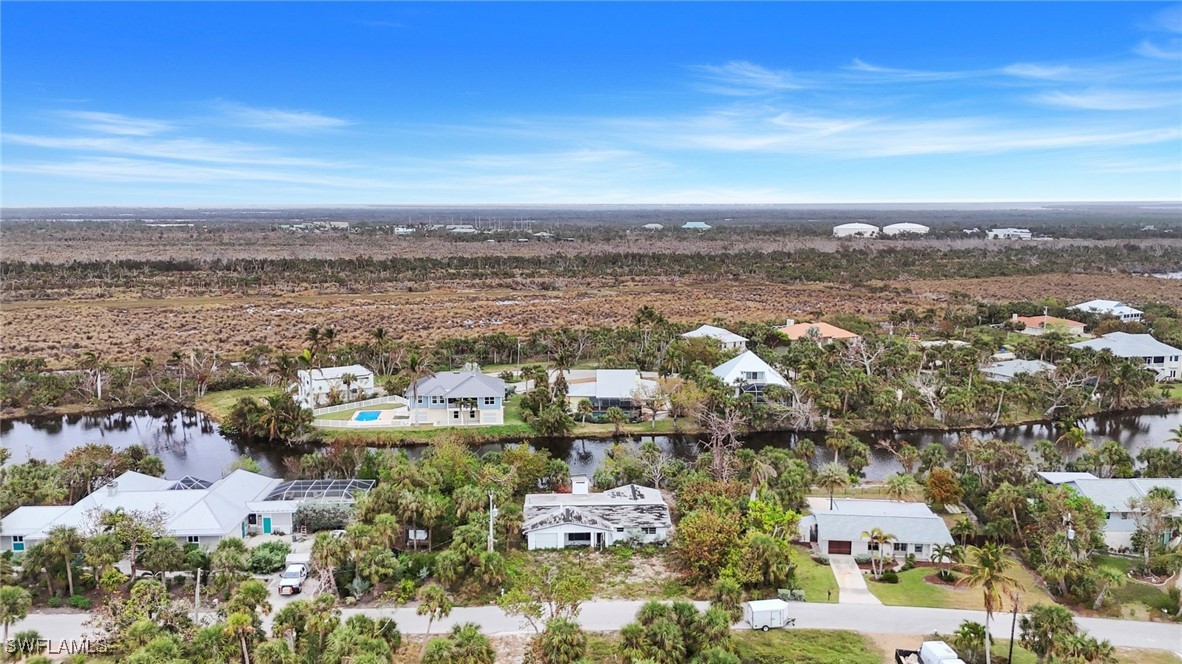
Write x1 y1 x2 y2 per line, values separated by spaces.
353 410 382 422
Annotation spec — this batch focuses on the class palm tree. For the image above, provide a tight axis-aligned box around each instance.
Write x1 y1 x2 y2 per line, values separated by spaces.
400 351 434 407
1168 425 1182 453
339 372 358 399
815 462 850 510
269 353 297 387
576 399 593 424
1089 565 1125 611
0 586 31 649
43 526 84 596
951 519 977 546
83 533 124 587
985 482 1028 548
225 611 256 664
883 473 919 501
860 527 896 578
929 543 961 580
952 621 989 664
605 406 627 436
748 456 778 501
416 583 453 660
958 543 1022 664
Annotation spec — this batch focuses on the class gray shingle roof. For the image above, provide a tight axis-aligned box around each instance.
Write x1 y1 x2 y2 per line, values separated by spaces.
408 371 505 399
1064 478 1182 513
805 500 954 546
1071 333 1181 358
522 484 672 532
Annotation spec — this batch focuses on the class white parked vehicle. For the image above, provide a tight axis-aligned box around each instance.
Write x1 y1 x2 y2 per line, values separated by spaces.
895 641 966 664
742 599 793 631
278 563 307 595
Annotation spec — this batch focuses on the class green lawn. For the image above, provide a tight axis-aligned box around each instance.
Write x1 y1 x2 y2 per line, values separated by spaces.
867 561 1054 611
732 629 882 664
1096 555 1176 619
195 386 279 420
792 549 839 603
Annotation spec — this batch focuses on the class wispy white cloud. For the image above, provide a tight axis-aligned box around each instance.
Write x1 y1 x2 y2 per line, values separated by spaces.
1001 63 1077 80
690 61 806 95
1034 89 1181 111
55 111 174 136
3 133 339 167
213 101 352 132
846 59 980 81
1134 38 1182 60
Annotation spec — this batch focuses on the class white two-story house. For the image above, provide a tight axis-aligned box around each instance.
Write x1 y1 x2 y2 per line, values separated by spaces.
1071 332 1181 381
405 371 506 426
296 365 375 407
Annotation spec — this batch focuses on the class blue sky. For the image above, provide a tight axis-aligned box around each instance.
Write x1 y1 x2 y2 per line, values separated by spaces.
2 2 1180 205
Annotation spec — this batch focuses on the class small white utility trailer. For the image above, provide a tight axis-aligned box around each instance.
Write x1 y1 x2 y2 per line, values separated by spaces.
742 599 793 631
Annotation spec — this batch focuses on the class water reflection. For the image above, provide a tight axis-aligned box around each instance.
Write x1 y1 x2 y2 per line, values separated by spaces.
2 407 1179 482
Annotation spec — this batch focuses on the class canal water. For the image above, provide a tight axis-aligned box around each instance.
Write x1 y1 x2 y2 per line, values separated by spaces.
2 407 1179 481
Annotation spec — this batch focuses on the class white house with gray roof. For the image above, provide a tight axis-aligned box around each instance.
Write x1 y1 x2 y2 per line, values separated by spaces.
1069 299 1143 322
554 369 657 414
712 350 789 397
800 499 954 558
0 470 373 552
1038 474 1182 549
522 477 672 549
681 324 749 351
406 371 506 426
297 364 375 407
981 359 1055 383
1071 332 1181 381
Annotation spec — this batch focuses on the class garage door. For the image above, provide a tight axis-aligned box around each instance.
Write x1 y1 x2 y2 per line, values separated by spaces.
531 533 561 550
827 540 852 555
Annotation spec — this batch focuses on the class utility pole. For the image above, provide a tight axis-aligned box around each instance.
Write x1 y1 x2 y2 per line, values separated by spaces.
194 568 202 624
1008 591 1020 663
486 492 498 552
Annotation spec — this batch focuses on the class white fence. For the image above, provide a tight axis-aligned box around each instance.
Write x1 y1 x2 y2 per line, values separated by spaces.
310 395 408 417
313 418 415 429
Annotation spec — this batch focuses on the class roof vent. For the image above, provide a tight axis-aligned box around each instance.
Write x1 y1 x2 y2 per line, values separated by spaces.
570 475 590 495
106 481 118 496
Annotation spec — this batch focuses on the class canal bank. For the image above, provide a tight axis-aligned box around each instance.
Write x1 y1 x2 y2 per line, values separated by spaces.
3 406 1180 482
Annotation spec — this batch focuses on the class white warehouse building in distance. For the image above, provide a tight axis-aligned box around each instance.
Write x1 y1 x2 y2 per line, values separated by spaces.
882 222 930 236
833 223 879 238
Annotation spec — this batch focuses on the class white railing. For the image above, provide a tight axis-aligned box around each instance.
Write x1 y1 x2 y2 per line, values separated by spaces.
310 395 408 417
313 418 415 429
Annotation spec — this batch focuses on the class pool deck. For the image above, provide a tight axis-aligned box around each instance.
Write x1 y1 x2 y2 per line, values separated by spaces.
318 402 407 422
352 409 401 423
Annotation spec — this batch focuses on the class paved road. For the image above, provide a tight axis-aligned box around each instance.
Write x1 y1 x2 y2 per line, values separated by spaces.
828 555 882 605
13 601 1181 655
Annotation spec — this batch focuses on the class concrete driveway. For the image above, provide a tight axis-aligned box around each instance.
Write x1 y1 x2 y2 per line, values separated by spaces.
828 555 882 605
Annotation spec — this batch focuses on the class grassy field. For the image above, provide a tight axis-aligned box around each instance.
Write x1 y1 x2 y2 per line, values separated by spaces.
585 629 882 664
732 629 882 664
866 560 1054 611
792 549 839 603
1095 554 1177 619
195 386 281 420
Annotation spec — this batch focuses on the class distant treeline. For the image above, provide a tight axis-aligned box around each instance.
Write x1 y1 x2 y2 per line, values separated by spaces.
2 244 1179 298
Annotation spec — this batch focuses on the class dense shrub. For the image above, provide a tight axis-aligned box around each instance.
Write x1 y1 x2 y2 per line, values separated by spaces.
248 541 293 574
879 570 900 584
67 595 92 610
